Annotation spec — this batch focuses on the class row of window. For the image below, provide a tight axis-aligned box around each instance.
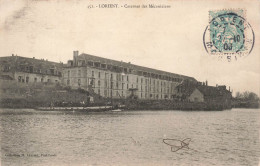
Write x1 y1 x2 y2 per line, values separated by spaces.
100 88 173 99
67 70 180 88
66 78 174 91
17 76 58 83
72 60 184 82
17 65 62 76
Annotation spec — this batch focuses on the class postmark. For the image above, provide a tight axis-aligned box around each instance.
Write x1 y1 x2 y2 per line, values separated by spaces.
203 9 254 62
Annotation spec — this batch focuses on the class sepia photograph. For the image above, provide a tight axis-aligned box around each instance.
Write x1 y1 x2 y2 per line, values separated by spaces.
0 0 259 165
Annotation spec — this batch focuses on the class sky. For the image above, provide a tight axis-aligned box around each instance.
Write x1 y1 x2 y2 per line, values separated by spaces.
0 0 259 96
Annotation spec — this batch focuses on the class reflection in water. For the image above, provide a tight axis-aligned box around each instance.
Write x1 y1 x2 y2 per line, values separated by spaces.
0 109 260 166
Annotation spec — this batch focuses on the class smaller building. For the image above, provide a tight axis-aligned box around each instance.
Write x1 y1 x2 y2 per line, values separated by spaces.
176 80 232 108
0 54 63 84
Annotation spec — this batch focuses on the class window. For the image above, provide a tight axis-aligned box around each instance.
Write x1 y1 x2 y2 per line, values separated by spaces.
18 76 22 82
98 80 100 86
41 78 44 82
111 82 113 89
34 78 37 82
127 76 129 81
94 62 100 68
127 84 128 89
88 61 94 66
122 83 124 89
78 79 81 86
26 77 29 83
105 80 108 88
78 70 81 77
101 64 106 69
98 72 101 78
68 70 70 77
92 71 94 77
90 78 94 86
104 90 107 97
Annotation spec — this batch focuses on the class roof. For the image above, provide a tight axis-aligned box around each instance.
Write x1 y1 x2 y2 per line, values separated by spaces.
0 56 63 68
77 53 196 81
197 85 231 97
0 55 63 76
176 80 231 97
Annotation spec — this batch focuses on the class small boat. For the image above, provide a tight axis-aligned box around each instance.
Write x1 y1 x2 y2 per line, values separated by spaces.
111 109 122 112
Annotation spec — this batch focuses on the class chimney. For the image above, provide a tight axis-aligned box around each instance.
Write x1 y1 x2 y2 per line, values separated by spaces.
216 84 218 87
73 50 79 66
229 86 230 91
206 80 208 86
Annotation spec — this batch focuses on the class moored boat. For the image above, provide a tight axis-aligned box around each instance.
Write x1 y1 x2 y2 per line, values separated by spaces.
36 105 113 112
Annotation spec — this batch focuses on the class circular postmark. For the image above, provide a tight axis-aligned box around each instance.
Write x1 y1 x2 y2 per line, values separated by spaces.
203 11 254 62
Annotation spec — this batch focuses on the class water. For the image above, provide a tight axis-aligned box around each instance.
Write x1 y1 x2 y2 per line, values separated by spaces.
0 108 259 166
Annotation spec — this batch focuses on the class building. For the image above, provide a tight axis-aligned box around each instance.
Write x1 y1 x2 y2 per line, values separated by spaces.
63 51 197 99
188 88 204 102
176 80 232 107
0 55 63 84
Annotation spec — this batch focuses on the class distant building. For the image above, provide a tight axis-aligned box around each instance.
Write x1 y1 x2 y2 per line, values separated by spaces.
63 51 197 99
0 55 63 84
176 80 232 107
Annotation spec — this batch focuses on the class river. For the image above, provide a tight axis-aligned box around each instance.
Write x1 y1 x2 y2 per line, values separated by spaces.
0 108 259 166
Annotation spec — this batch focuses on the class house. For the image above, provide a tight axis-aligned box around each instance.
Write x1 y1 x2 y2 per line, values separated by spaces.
176 80 232 108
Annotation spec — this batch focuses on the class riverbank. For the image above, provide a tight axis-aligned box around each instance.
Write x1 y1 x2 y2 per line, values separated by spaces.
0 98 232 111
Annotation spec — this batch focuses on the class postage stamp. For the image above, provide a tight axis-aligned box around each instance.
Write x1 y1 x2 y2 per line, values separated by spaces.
203 9 255 62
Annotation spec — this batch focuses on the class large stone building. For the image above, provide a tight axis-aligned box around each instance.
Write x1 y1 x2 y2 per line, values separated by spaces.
0 55 63 84
63 51 197 99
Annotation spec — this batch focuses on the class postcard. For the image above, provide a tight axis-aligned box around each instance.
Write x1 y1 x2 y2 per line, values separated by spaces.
0 0 259 165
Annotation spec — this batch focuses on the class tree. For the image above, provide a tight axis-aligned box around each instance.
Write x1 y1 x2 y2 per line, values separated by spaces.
248 92 259 102
235 91 259 102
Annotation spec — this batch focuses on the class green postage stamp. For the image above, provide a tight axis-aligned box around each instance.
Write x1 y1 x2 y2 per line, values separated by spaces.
203 9 254 62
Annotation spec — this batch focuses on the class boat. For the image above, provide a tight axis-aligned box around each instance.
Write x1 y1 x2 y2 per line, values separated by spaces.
36 105 113 112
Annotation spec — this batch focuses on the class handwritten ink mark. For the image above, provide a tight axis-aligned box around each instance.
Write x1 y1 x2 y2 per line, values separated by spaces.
163 138 195 152
130 137 141 146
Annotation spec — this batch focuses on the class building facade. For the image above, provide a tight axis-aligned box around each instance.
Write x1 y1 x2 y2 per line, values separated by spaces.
188 88 204 102
0 55 63 84
62 51 197 99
